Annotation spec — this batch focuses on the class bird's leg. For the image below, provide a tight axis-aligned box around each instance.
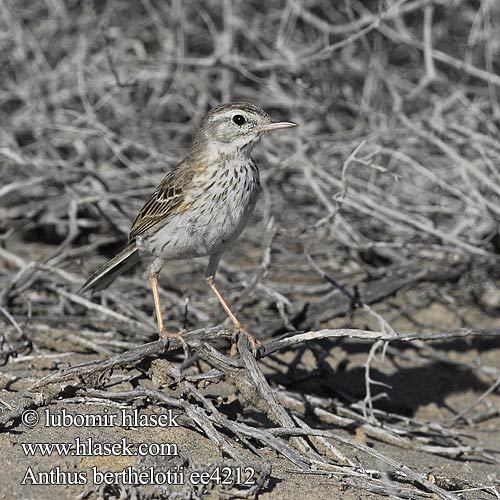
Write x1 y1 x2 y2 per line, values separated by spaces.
206 254 260 356
149 259 190 357
150 271 166 336
206 275 245 329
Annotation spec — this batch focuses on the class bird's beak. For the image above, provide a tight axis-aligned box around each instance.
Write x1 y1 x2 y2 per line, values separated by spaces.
260 121 299 132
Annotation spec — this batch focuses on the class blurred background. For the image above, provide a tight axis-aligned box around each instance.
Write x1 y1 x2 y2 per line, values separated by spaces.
2 0 500 335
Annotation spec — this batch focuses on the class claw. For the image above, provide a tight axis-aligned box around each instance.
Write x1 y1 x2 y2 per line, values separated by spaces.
230 325 261 357
160 329 191 359
244 330 261 357
230 330 239 357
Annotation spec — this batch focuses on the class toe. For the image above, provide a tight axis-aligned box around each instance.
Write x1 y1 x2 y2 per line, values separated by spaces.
234 321 246 332
159 329 170 344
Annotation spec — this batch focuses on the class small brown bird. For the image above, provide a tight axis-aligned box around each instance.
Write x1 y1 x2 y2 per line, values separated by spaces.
80 103 297 353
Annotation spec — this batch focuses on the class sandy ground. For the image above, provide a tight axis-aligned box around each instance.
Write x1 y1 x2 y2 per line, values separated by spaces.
1 291 499 500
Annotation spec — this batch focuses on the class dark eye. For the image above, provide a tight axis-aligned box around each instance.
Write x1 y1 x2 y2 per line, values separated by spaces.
232 114 246 126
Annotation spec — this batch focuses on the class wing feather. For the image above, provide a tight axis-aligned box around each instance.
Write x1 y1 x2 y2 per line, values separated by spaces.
128 166 194 241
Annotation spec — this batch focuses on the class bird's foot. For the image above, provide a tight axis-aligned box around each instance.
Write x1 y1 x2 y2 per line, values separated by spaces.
160 328 191 359
230 324 261 357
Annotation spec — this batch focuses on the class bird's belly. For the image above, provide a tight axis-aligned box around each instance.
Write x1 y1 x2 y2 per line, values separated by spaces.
140 183 259 260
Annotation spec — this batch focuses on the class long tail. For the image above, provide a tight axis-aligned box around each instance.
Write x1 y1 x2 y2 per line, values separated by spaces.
80 242 140 293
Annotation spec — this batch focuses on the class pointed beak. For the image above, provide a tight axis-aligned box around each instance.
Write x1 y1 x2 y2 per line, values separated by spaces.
260 121 299 132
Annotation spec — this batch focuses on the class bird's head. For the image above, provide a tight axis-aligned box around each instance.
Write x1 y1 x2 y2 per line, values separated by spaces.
194 102 297 157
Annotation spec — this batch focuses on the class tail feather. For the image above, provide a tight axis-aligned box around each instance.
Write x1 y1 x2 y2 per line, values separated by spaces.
80 243 140 293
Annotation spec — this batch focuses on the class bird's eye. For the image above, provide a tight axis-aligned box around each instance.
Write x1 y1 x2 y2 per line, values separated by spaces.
232 114 246 126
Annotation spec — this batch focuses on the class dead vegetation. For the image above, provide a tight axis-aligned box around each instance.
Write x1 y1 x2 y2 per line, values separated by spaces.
1 0 500 499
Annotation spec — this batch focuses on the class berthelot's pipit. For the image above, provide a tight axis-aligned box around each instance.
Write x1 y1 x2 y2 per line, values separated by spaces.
81 103 297 354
